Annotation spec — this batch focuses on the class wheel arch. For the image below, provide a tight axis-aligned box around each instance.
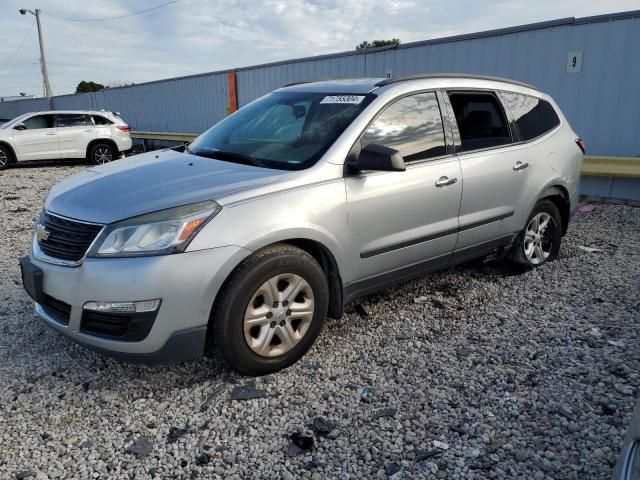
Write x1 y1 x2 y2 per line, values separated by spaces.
277 238 344 319
86 138 119 159
0 141 17 164
211 236 345 322
538 184 570 235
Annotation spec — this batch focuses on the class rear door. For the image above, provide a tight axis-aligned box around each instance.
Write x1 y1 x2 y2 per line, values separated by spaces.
444 91 529 258
12 114 59 161
56 113 96 158
345 91 462 288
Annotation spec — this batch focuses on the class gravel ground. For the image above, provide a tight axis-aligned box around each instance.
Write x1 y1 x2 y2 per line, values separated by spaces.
1 164 639 479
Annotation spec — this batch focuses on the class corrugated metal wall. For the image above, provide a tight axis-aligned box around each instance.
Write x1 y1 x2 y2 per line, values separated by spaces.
1 11 639 199
235 13 640 159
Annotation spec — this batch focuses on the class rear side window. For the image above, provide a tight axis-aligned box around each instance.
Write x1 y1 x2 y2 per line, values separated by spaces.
92 115 113 125
57 114 89 127
362 92 446 162
501 92 560 141
448 92 511 152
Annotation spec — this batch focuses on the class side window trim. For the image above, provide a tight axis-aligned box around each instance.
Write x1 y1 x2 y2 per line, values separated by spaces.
349 89 452 170
436 89 459 155
446 89 514 156
496 91 521 142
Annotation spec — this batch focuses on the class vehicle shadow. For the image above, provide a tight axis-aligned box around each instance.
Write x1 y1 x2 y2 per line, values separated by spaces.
9 158 85 169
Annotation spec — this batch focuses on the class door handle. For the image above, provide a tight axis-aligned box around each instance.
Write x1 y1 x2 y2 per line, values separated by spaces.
435 176 457 187
513 161 529 171
46 132 56 136
84 129 95 132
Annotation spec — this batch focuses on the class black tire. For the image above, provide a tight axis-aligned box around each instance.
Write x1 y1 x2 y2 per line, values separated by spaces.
509 199 562 268
88 142 117 165
0 144 13 170
212 243 329 376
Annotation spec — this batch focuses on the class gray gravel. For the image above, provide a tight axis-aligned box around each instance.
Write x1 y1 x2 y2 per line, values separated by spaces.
1 164 639 479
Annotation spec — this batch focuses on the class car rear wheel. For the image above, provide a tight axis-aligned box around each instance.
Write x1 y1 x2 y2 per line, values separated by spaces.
509 199 562 268
0 145 13 170
212 244 329 376
89 143 117 165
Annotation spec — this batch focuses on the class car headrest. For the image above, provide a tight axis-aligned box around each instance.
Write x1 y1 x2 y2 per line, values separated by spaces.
461 110 493 138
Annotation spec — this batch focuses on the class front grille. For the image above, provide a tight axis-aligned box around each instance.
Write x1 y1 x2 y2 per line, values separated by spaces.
38 211 103 262
42 294 71 325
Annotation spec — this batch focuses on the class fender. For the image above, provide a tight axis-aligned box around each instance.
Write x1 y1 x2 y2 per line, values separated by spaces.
241 226 347 277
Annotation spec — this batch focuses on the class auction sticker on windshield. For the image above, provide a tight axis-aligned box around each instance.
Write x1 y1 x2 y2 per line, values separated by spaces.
320 95 365 104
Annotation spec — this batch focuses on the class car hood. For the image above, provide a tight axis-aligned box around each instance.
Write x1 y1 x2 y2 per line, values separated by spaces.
46 149 285 224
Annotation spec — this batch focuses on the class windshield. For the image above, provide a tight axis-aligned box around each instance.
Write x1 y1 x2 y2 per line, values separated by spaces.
188 92 374 170
0 113 27 129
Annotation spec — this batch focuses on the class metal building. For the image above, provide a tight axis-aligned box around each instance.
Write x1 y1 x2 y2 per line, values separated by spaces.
1 10 639 199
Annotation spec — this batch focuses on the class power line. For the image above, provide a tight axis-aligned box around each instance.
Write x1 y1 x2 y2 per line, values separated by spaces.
42 0 180 22
0 19 36 71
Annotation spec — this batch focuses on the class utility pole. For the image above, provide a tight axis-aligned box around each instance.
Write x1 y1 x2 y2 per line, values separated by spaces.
20 8 53 99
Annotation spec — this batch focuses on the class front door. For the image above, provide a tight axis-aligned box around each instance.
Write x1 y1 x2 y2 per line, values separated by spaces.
345 92 462 290
56 113 96 158
13 114 60 161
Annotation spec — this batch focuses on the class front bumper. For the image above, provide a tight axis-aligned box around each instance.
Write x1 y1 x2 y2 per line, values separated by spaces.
28 245 251 363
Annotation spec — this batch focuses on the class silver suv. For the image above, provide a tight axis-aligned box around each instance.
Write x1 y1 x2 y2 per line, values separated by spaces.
21 75 584 375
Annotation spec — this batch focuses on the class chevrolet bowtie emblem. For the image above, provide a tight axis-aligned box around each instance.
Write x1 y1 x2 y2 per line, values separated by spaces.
36 223 50 241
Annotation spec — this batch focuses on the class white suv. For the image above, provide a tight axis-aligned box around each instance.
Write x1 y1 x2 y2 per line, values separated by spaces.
0 110 133 170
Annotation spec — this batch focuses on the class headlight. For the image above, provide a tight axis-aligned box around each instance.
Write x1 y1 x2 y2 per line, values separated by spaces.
89 200 221 257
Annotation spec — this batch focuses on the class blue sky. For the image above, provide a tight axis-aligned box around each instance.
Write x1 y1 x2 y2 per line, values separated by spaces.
0 0 638 97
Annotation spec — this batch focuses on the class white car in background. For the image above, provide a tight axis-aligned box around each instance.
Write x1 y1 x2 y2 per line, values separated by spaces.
0 110 132 170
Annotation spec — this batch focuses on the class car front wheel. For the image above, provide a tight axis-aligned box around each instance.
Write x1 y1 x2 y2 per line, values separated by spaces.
212 244 329 376
0 145 13 170
509 199 562 268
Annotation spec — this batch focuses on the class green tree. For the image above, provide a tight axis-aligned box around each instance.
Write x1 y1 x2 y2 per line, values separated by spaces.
75 81 105 93
356 39 401 50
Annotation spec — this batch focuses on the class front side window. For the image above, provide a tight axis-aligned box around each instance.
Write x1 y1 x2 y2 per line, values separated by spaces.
188 92 373 170
501 92 560 141
449 92 511 152
57 114 89 128
362 92 446 162
22 114 55 130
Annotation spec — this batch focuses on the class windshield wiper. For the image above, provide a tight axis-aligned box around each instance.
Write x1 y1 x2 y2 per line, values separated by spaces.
188 148 265 168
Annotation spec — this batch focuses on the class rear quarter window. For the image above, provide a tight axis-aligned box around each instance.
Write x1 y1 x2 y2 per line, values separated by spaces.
501 92 560 141
92 115 113 125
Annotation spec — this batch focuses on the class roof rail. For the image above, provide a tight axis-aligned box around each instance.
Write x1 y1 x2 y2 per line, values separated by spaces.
282 77 373 87
374 73 538 90
283 79 316 87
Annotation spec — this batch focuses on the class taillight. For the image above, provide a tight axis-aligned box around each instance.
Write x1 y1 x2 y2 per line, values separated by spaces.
576 138 586 154
117 125 131 132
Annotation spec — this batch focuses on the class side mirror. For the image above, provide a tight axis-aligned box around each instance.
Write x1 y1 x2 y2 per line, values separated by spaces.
14 123 27 131
353 143 405 172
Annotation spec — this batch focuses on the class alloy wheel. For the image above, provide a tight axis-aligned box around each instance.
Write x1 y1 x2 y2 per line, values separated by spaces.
94 147 113 164
524 212 555 265
243 273 315 358
0 149 8 168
